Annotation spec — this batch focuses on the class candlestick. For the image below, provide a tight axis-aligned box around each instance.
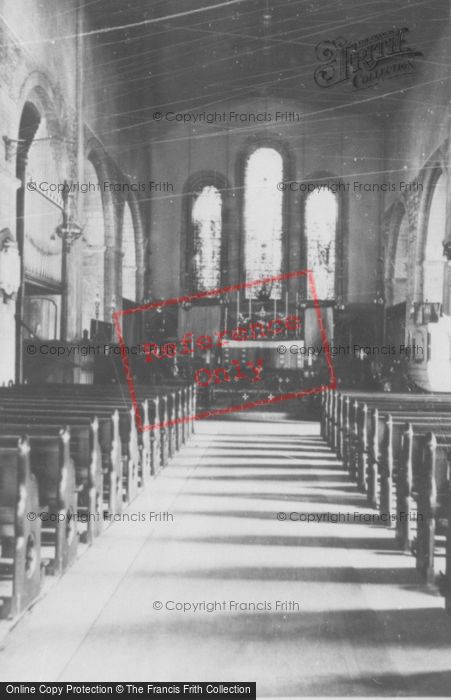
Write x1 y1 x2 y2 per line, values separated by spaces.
249 297 252 318
236 291 239 319
285 290 288 318
224 305 228 332
273 297 277 318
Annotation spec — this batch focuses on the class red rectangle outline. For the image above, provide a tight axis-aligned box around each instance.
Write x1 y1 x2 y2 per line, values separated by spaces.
113 269 337 432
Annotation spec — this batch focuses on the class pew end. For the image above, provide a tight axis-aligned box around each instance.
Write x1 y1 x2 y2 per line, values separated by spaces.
0 438 42 619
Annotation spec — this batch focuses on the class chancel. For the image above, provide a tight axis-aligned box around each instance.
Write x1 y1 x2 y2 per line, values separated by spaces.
0 0 450 695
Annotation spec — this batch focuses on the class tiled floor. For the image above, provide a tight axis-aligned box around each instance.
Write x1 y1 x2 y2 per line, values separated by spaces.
1 419 451 695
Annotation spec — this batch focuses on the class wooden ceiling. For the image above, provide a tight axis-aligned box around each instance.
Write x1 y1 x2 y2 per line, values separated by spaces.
85 0 450 133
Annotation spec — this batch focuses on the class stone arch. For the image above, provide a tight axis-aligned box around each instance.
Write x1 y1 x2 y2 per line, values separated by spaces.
14 76 68 381
414 142 448 302
15 71 69 178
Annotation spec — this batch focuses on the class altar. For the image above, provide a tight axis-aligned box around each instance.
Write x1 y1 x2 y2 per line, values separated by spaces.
222 339 307 371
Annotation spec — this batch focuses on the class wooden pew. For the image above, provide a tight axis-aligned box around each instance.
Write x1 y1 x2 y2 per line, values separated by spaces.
0 426 77 575
144 383 196 442
323 389 451 450
0 381 194 620
0 386 179 480
136 385 194 469
415 432 451 587
342 398 451 492
0 436 42 619
40 396 148 491
158 394 170 468
368 411 451 513
0 402 132 509
43 394 148 487
2 379 196 444
0 381 197 486
397 424 451 550
446 493 451 614
0 415 102 544
68 388 169 476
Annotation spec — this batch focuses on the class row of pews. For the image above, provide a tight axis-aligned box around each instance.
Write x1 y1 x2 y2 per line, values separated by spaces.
0 382 196 620
321 389 451 612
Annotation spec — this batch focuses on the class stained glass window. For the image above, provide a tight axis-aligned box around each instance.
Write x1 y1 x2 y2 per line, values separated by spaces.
305 189 338 300
191 185 222 292
244 147 283 299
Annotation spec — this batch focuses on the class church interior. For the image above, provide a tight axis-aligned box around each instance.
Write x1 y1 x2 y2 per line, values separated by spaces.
0 0 451 694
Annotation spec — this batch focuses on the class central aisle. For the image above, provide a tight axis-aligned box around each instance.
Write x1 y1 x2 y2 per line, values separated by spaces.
1 419 451 695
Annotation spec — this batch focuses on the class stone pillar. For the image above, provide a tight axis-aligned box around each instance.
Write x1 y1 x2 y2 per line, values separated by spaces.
0 169 22 384
443 133 451 314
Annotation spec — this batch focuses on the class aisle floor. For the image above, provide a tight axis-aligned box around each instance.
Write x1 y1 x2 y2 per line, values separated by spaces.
1 419 451 696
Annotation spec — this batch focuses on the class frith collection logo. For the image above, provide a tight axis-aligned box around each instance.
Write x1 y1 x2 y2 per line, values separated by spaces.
314 28 423 90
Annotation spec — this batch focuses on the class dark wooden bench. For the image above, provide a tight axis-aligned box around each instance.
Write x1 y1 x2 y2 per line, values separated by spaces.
150 383 196 442
0 402 132 509
0 425 77 575
322 390 451 452
322 390 451 609
0 385 189 479
0 414 102 544
397 424 451 545
367 410 451 513
340 397 451 492
0 436 42 619
414 432 451 590
1 381 197 466
75 382 196 453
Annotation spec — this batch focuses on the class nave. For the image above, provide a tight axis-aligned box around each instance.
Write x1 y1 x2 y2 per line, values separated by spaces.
1 418 450 696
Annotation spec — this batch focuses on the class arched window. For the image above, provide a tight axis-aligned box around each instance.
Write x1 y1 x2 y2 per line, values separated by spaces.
391 212 409 305
244 147 283 298
423 171 446 302
81 158 105 334
305 189 338 300
190 184 222 292
122 202 137 302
